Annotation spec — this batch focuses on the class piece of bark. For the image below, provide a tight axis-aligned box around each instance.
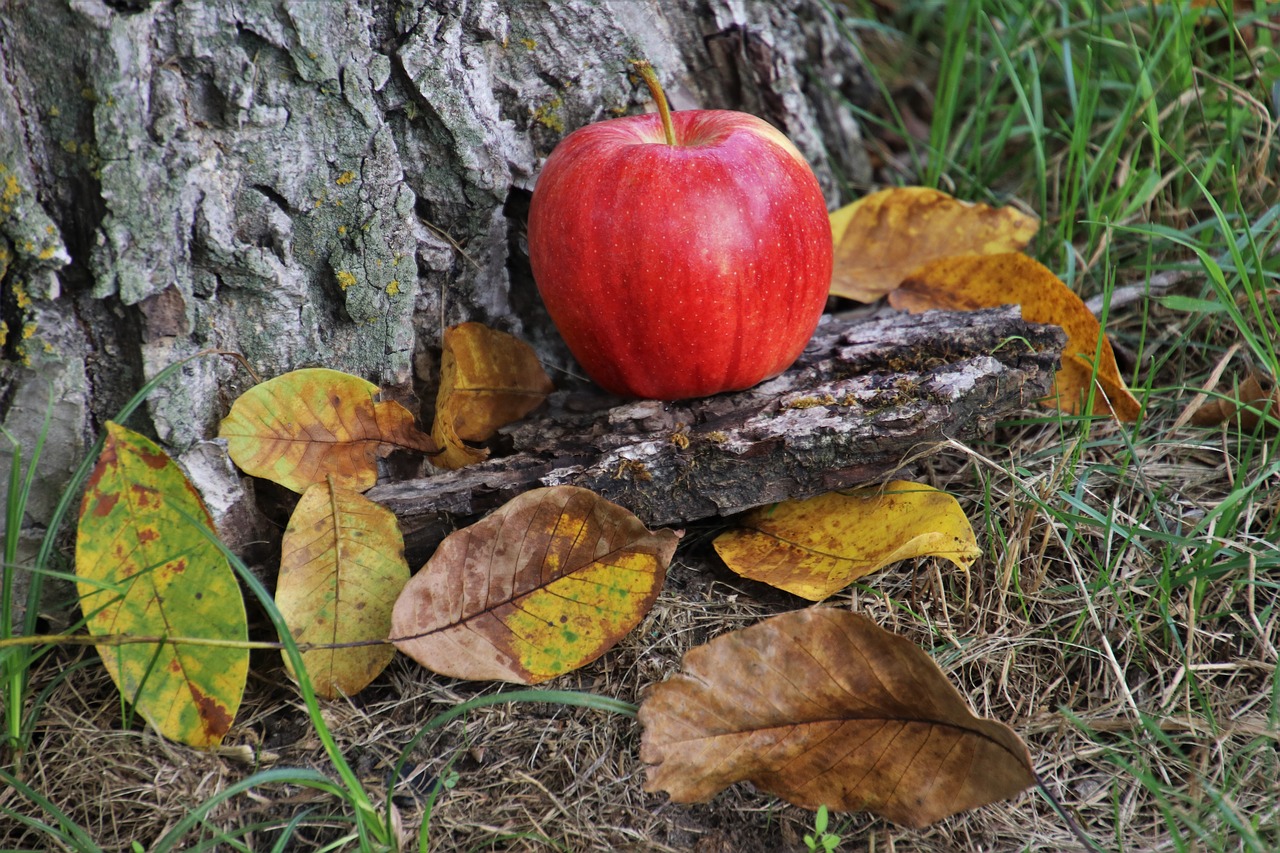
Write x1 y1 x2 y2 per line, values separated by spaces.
369 307 1064 561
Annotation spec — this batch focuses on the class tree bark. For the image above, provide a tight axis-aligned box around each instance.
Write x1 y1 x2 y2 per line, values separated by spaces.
372 307 1064 564
0 0 873 547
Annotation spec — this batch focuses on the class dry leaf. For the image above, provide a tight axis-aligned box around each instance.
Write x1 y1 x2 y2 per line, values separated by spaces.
889 252 1141 420
1190 373 1279 431
276 480 409 698
829 187 1038 302
220 368 436 493
713 482 979 601
639 608 1035 828
431 322 554 470
392 486 678 683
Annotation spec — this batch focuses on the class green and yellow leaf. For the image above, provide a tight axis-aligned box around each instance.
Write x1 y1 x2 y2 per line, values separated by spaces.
219 368 437 493
713 482 980 601
392 486 678 683
276 480 409 698
75 422 248 748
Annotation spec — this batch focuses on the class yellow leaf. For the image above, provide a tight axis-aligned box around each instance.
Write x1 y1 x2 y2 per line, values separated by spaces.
75 423 248 748
829 187 1038 302
713 482 979 601
392 486 678 683
276 481 409 698
888 252 1141 420
431 323 554 470
219 368 436 493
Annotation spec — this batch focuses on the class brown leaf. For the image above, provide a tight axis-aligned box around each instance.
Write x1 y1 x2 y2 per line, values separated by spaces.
889 252 1141 420
829 187 1038 303
391 486 678 683
431 323 554 470
1190 373 1279 431
639 608 1035 828
219 368 436 493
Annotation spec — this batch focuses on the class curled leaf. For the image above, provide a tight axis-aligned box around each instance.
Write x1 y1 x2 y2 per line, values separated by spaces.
392 486 678 683
829 187 1038 302
1189 372 1279 431
75 423 248 748
276 481 409 698
889 252 1141 420
219 368 436 493
639 608 1035 828
713 482 979 601
431 322 554 470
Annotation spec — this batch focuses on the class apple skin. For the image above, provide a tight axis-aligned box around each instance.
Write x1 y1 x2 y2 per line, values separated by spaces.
527 109 833 400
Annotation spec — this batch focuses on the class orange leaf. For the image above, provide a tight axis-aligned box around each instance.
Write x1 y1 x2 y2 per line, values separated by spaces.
639 608 1035 828
276 481 409 698
889 252 1141 420
219 368 436 493
431 323 554 470
829 187 1038 302
391 486 678 683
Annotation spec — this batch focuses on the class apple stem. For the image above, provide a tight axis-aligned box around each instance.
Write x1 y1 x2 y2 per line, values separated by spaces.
631 60 676 146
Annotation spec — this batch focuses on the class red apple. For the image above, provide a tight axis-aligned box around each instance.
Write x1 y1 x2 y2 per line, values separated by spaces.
527 63 833 400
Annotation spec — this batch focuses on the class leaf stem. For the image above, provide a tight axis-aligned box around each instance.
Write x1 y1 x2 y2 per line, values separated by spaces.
631 60 676 146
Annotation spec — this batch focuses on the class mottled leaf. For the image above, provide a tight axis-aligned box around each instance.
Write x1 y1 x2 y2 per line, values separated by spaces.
829 187 1038 302
276 480 409 698
639 608 1035 827
713 483 979 601
431 323 554 470
392 486 678 683
889 252 1142 420
75 422 248 748
219 368 436 493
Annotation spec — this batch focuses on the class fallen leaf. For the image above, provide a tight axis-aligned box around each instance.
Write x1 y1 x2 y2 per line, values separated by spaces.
639 608 1035 827
75 423 248 748
889 252 1142 420
392 486 678 683
276 480 409 698
1190 373 1279 431
829 187 1038 302
431 323 554 470
713 482 979 601
219 368 436 493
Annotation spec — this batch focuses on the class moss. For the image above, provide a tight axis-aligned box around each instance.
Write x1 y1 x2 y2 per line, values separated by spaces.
532 97 565 132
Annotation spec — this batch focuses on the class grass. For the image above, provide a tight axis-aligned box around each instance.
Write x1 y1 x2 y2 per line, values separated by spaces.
4 0 1280 850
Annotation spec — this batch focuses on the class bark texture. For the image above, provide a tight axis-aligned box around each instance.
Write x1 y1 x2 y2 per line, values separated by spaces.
0 0 873 540
371 307 1064 564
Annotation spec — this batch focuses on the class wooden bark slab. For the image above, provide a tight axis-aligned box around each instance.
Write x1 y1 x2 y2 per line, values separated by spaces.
369 307 1065 559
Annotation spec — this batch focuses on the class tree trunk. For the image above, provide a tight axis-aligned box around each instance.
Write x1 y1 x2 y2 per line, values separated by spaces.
0 0 874 556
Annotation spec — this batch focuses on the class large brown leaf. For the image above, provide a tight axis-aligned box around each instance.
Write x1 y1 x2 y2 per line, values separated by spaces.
639 608 1035 828
391 486 678 683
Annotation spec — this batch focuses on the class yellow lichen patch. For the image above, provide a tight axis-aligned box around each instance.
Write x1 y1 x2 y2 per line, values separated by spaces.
336 270 357 290
0 321 8 349
520 37 537 50
336 170 356 186
386 280 400 296
533 98 565 132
